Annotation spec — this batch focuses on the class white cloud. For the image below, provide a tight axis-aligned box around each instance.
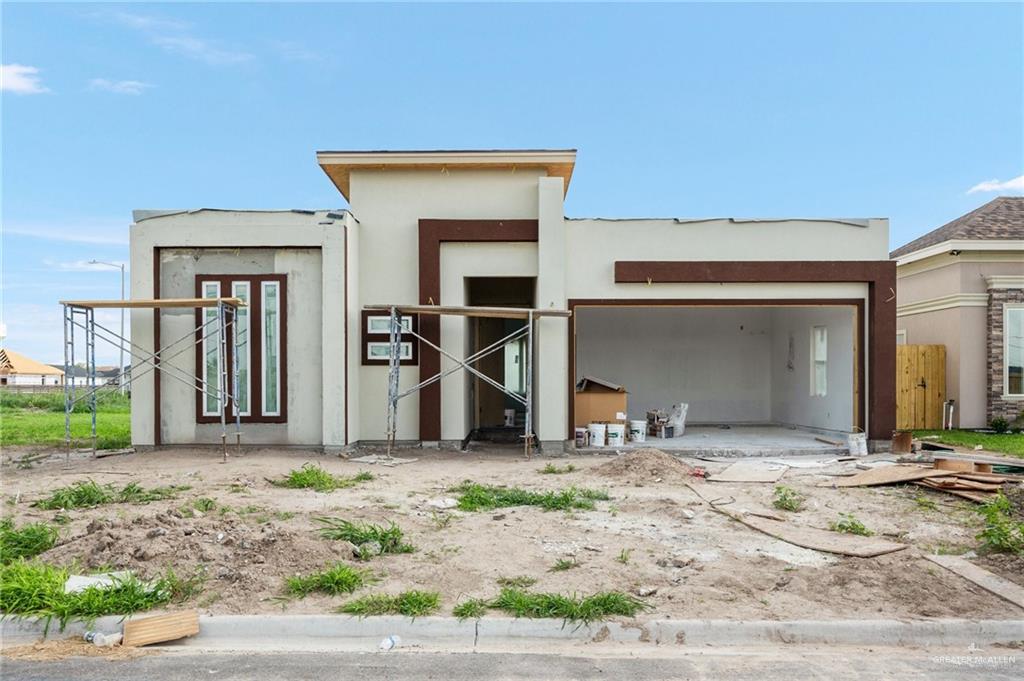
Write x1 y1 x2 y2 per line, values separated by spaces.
89 78 154 95
1 64 50 94
103 9 190 33
5 220 129 245
967 175 1024 194
151 35 253 65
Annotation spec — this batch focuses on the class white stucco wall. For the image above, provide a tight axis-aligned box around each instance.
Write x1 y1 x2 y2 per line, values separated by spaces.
128 210 349 448
350 169 544 442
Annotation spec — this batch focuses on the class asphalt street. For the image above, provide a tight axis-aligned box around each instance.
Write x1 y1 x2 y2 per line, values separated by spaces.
3 648 1021 681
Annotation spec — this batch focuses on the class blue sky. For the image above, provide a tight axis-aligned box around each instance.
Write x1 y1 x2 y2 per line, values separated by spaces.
3 2 1022 363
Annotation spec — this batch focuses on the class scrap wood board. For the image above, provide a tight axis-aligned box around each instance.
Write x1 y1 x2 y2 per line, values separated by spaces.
821 465 955 487
913 481 995 503
923 555 1024 610
685 483 907 558
123 611 199 647
708 461 788 483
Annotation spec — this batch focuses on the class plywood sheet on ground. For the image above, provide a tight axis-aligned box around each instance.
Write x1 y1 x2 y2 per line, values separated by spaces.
923 555 1024 609
822 465 955 487
708 461 788 483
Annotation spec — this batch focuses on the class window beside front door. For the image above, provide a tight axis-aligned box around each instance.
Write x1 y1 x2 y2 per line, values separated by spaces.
196 275 287 423
811 325 827 397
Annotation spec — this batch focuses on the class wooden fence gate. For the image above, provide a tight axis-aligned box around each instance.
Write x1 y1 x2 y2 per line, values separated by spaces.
896 344 946 430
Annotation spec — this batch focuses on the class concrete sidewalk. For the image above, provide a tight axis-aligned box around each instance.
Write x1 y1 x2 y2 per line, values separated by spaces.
4 615 1022 652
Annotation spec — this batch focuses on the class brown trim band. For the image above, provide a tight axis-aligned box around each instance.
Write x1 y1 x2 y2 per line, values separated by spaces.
609 260 896 440
418 219 539 440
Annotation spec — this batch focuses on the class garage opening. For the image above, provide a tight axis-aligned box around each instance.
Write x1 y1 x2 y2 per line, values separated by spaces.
464 277 536 443
572 304 860 452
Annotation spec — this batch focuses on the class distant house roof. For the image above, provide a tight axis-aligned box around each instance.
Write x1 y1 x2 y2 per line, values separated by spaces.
891 196 1024 259
0 349 64 376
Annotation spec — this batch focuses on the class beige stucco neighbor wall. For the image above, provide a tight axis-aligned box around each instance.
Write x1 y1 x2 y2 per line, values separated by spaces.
129 210 349 448
896 254 1024 427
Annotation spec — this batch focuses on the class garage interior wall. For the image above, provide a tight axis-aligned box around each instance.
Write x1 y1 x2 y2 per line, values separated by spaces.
574 306 854 433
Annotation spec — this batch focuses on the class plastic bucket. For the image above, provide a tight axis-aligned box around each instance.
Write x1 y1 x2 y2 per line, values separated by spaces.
847 432 868 456
628 420 647 443
606 423 626 447
587 423 607 447
574 427 588 448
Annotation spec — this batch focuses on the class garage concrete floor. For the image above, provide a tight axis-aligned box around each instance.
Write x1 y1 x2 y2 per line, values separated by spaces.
581 424 849 458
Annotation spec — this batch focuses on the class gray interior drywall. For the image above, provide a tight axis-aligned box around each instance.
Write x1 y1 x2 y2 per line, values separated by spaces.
158 248 323 445
574 306 854 432
769 306 855 433
574 307 774 423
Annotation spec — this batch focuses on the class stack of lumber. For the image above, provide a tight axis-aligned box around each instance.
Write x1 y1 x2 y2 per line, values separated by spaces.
824 458 1022 503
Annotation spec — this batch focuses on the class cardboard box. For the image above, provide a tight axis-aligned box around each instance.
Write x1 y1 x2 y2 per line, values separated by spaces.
574 376 628 426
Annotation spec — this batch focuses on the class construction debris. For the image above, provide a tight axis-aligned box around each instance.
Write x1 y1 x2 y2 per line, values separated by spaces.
923 555 1024 610
823 464 955 487
122 611 199 647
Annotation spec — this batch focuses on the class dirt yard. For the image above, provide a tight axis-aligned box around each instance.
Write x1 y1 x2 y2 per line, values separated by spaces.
3 446 1022 621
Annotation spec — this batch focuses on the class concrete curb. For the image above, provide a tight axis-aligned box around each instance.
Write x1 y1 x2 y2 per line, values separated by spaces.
3 615 1022 650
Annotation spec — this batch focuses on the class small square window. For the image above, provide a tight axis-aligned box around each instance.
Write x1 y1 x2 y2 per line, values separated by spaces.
366 341 413 361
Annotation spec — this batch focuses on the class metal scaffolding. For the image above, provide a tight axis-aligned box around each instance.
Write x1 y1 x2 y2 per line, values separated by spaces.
365 304 571 458
59 297 247 462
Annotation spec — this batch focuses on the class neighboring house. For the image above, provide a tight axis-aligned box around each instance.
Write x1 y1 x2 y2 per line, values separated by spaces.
0 348 64 386
891 197 1024 428
129 148 895 450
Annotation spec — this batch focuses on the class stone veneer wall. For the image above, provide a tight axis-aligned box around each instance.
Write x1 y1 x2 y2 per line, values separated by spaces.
987 287 1024 423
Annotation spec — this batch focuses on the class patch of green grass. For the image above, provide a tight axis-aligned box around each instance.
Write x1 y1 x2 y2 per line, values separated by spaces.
285 563 372 597
0 560 202 631
549 558 578 572
829 513 874 537
192 498 218 513
0 411 130 449
975 493 1024 555
913 430 1024 458
451 481 609 512
314 517 414 559
496 575 538 588
452 597 488 620
0 391 130 413
772 486 805 512
539 463 576 475
915 495 938 511
616 548 632 564
337 590 440 618
487 588 648 624
429 511 453 530
0 519 58 563
271 464 373 492
32 480 189 510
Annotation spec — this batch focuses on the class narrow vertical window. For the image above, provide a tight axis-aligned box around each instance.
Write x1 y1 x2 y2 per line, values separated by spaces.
1006 306 1023 396
232 281 251 416
262 281 281 416
811 325 828 397
202 281 221 415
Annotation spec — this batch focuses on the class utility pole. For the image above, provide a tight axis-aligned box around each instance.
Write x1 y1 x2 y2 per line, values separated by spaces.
89 260 126 394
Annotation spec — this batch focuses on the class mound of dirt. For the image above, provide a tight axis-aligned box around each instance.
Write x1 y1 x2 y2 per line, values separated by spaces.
40 511 350 614
595 448 697 483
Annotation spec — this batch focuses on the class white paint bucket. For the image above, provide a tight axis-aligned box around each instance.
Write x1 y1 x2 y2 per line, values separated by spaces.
606 423 626 447
847 433 868 456
504 409 516 427
587 423 607 447
574 427 588 448
628 420 647 443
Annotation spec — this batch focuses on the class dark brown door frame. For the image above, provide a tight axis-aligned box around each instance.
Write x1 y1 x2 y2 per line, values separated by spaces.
609 260 896 440
417 219 539 441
